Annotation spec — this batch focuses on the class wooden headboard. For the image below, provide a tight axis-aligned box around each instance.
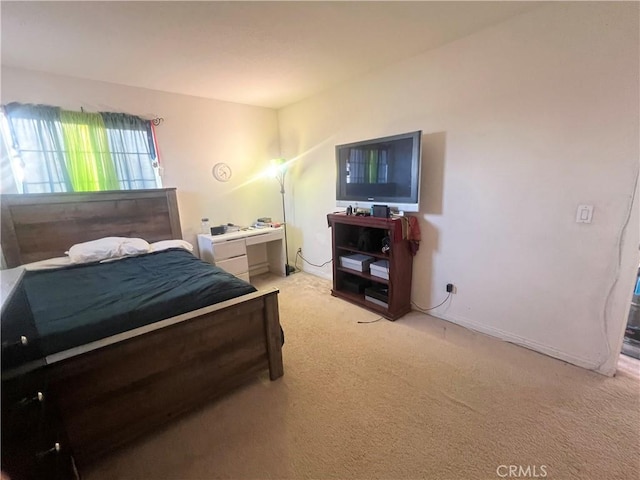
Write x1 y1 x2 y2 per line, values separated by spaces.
1 188 182 268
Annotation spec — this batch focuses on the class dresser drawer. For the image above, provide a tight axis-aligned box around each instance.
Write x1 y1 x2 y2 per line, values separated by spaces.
2 434 77 480
212 239 246 261
215 255 249 276
2 375 78 480
3 388 52 440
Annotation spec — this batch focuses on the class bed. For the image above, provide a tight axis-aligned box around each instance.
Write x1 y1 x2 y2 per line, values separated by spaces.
0 188 284 479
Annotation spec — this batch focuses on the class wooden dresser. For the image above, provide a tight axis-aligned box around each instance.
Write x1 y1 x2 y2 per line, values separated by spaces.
1 268 79 480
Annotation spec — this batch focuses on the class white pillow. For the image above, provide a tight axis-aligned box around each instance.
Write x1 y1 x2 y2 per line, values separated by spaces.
119 238 153 256
150 240 194 253
67 237 151 264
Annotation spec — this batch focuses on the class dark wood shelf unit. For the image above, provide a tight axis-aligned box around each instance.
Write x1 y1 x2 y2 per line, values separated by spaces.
327 213 413 320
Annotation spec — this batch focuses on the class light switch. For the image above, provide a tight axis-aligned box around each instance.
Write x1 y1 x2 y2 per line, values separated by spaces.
576 204 594 223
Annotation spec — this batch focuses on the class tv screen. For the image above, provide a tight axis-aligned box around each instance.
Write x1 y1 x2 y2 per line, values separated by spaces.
335 130 422 212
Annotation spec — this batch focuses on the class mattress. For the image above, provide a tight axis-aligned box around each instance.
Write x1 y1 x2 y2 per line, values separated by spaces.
22 249 257 356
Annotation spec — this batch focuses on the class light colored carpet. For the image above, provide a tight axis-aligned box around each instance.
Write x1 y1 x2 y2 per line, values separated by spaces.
86 272 640 480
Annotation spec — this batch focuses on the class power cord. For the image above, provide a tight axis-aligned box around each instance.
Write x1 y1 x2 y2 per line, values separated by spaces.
358 316 383 324
294 251 333 270
412 293 451 313
294 243 450 316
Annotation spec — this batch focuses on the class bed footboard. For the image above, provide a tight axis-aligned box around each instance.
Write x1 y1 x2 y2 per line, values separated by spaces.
44 288 282 467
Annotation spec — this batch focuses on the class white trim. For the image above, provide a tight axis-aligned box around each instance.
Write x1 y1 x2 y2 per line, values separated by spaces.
426 310 604 373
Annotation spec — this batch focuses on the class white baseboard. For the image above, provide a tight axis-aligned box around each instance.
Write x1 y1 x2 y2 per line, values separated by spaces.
300 268 616 376
302 266 332 280
430 310 604 373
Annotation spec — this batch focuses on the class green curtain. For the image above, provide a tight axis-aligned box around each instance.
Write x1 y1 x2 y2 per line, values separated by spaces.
368 149 378 184
60 110 119 191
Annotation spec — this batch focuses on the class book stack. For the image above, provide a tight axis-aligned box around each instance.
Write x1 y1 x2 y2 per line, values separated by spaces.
254 217 272 228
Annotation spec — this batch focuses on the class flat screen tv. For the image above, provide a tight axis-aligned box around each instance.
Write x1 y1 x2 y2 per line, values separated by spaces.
335 130 422 212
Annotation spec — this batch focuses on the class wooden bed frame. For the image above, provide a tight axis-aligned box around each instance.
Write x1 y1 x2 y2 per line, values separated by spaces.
0 189 283 470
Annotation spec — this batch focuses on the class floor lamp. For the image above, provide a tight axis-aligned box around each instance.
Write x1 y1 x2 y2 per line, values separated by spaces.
271 158 295 276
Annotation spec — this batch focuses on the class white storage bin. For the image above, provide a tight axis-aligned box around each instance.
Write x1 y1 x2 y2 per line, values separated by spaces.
370 260 390 280
340 254 375 272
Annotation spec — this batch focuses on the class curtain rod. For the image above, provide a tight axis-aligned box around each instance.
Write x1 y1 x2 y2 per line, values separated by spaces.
76 105 164 126
5 103 165 127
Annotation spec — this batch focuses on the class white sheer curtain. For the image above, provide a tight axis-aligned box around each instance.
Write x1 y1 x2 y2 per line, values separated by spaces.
3 103 71 193
101 112 160 190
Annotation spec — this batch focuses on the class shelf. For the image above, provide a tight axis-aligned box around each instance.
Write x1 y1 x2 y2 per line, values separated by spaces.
328 213 398 229
331 289 388 315
336 267 389 285
335 245 388 260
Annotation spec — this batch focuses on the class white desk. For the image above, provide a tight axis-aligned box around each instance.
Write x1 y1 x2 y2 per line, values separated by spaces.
197 227 286 282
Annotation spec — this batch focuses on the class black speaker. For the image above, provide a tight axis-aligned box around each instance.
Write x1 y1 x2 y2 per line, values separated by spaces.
372 204 390 218
357 228 372 251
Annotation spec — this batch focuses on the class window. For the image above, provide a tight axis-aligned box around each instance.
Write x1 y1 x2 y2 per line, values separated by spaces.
0 103 161 194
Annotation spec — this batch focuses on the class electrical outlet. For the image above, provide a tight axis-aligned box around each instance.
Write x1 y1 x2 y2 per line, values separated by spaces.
446 283 454 293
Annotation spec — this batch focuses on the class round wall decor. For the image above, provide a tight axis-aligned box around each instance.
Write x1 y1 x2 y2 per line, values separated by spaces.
212 162 232 182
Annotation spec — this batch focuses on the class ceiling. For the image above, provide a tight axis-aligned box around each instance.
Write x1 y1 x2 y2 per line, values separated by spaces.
1 1 541 109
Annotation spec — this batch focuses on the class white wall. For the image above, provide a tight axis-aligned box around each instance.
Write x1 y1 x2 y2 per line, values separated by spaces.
278 2 640 375
1 67 282 250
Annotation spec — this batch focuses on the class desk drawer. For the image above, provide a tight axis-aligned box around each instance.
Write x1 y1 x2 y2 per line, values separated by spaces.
245 230 283 246
215 255 249 276
212 239 246 261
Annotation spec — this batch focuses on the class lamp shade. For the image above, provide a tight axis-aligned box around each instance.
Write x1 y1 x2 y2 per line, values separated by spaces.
268 158 287 178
